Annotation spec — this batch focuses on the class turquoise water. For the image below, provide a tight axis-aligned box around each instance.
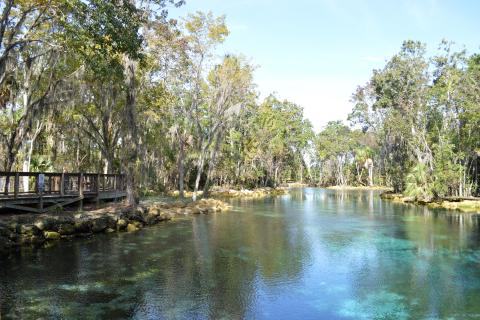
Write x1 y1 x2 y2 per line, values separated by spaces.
1 188 480 319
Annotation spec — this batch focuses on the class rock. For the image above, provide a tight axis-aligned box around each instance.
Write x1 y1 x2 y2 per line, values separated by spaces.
34 217 58 231
44 231 61 240
126 223 139 232
116 219 128 230
58 223 75 235
74 218 92 233
173 201 187 208
402 196 415 203
417 198 433 205
105 215 117 229
380 192 399 200
160 210 174 220
125 213 145 224
147 207 161 216
19 224 41 235
145 214 160 225
135 206 146 215
198 206 209 214
191 207 201 214
19 225 43 241
105 228 115 233
91 217 109 233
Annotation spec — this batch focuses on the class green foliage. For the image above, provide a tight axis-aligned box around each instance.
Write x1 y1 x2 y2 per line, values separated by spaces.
431 142 464 197
230 95 313 187
30 156 54 172
345 40 480 196
1 2 479 199
404 163 433 199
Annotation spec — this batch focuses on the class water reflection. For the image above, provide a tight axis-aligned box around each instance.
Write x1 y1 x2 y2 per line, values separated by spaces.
1 188 480 319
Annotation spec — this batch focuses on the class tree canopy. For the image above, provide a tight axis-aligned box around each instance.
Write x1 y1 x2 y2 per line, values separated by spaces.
1 2 479 201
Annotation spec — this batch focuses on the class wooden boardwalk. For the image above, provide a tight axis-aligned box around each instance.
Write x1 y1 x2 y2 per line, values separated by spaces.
0 172 126 213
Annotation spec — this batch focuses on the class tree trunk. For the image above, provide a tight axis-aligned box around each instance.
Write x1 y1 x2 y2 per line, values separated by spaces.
193 144 208 201
177 137 185 198
122 57 139 206
274 166 279 188
368 164 374 187
3 150 15 194
203 130 224 198
22 125 42 191
103 158 109 174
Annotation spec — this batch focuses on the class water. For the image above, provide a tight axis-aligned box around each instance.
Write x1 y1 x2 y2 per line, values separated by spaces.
1 188 480 319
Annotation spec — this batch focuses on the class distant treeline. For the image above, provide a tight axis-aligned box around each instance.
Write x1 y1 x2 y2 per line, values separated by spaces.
312 41 480 198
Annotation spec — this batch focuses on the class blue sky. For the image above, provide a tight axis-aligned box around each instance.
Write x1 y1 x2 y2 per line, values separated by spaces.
171 0 480 132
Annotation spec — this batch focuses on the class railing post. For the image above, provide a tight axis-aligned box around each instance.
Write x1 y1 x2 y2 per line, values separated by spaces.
4 173 9 196
38 173 44 211
78 173 84 197
48 175 52 194
14 173 19 199
95 174 99 194
79 172 84 211
60 173 65 196
95 174 100 206
113 174 117 191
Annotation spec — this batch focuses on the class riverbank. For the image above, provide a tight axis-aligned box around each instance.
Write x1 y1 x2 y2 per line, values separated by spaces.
169 187 289 199
211 187 289 198
327 185 393 191
0 198 231 255
380 192 480 213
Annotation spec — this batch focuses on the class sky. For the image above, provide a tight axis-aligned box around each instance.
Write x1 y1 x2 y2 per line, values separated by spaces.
171 0 480 132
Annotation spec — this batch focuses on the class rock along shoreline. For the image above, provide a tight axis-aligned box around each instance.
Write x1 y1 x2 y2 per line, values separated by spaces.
168 187 289 199
0 198 231 255
380 191 480 213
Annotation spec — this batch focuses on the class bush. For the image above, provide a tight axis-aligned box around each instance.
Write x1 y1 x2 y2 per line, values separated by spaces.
404 163 433 199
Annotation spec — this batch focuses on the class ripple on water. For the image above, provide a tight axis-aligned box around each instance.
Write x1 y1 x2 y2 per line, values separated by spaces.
2 188 480 319
338 290 409 320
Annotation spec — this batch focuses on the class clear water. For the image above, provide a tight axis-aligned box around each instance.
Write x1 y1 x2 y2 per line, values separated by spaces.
1 188 480 319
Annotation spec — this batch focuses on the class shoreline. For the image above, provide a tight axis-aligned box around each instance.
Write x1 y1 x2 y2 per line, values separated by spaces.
168 187 289 199
326 185 393 191
0 186 293 255
380 192 480 213
0 198 231 255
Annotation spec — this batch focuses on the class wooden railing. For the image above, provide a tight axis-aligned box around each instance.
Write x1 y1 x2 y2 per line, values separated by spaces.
0 172 125 199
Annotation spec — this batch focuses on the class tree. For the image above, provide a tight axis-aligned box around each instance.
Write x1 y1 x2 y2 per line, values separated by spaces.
200 55 255 197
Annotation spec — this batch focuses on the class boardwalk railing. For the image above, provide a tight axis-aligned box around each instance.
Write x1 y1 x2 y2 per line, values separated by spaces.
0 172 126 213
